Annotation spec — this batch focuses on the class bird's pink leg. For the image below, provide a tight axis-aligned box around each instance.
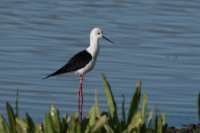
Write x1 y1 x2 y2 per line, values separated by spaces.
80 75 83 105
78 74 84 121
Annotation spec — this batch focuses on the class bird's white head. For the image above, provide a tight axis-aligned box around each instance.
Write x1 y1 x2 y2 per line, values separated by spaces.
90 27 114 45
87 27 114 57
90 27 103 40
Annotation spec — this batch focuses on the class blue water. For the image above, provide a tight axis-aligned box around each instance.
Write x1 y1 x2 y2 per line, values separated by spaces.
0 0 200 126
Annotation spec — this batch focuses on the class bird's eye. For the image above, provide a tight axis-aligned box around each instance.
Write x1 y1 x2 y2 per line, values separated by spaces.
97 32 100 35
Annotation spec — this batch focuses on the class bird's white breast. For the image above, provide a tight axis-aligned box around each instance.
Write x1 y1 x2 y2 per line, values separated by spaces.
76 45 100 75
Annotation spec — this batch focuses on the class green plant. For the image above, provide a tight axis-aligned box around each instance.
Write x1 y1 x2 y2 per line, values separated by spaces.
0 74 168 133
100 74 165 133
198 92 200 121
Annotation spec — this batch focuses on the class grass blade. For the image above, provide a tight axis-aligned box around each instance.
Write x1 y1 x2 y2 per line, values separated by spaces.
16 89 19 117
141 92 147 124
120 95 126 131
101 74 119 125
6 102 16 133
43 114 54 133
95 89 101 118
61 113 68 133
92 115 107 132
148 106 155 128
127 80 142 125
0 114 9 133
127 112 142 132
155 115 163 133
26 112 36 133
198 92 200 121
88 105 96 127
16 117 28 133
69 113 81 133
49 105 61 133
161 112 166 125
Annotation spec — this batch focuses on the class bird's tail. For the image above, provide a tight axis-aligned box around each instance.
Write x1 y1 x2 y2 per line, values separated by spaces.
42 74 54 79
43 67 67 79
43 71 59 79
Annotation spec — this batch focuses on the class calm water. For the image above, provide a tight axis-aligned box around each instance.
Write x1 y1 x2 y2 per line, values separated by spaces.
0 0 200 126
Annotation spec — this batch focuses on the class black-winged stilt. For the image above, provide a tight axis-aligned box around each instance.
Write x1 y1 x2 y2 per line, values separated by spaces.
43 27 114 120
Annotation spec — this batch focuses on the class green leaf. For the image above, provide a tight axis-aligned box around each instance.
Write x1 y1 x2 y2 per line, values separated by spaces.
141 92 147 124
198 92 200 121
16 89 19 117
127 112 142 132
91 115 107 132
101 74 119 125
120 95 126 131
49 105 61 133
155 115 163 133
16 117 28 133
103 122 114 133
6 102 16 133
61 113 68 133
140 124 146 133
127 80 142 125
88 105 96 127
35 124 43 133
0 114 9 133
26 113 36 133
43 114 54 133
95 89 101 118
161 112 166 125
68 113 80 133
147 106 155 127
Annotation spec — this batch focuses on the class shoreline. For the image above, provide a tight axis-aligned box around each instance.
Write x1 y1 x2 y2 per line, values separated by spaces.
162 123 200 133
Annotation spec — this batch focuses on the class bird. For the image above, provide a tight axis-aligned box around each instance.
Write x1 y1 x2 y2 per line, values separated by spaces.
43 27 114 120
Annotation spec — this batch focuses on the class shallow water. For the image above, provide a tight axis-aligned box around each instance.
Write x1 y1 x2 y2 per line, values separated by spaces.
0 0 200 126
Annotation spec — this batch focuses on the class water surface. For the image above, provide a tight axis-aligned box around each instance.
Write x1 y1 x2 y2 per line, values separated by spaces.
0 0 200 126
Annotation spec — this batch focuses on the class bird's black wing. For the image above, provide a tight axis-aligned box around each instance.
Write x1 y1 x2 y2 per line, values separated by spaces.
43 50 92 79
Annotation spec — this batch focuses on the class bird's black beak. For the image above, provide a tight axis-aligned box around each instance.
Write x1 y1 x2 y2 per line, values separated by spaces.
103 36 115 44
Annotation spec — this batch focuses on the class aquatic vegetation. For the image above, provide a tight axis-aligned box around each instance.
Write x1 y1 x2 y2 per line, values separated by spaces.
198 92 200 121
2 74 197 133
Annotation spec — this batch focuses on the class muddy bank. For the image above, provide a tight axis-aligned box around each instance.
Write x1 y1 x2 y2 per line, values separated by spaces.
164 123 200 133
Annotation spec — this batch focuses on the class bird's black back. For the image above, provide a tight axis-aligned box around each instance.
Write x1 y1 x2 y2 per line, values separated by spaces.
43 50 92 79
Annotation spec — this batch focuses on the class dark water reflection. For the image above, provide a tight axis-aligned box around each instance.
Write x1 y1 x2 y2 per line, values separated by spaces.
0 0 200 126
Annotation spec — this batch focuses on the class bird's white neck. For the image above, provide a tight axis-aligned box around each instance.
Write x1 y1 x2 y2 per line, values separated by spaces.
86 37 100 57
